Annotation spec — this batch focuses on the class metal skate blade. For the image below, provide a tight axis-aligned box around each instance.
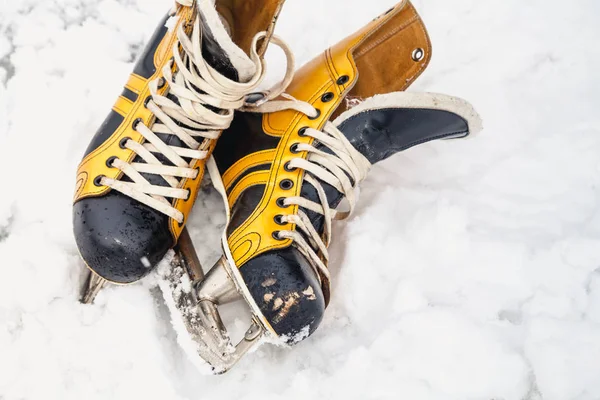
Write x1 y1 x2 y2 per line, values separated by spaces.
157 228 264 374
80 269 107 304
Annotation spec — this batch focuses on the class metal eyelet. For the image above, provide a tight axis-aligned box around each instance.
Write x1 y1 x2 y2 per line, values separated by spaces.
157 77 166 89
184 189 192 201
106 156 118 168
290 143 300 154
132 118 143 130
93 175 105 187
178 219 185 228
119 137 131 149
144 96 152 108
276 197 288 208
298 127 308 136
272 231 283 240
245 92 266 104
284 162 296 172
321 92 334 102
274 215 286 225
412 48 425 62
336 75 349 85
280 179 294 190
308 109 321 120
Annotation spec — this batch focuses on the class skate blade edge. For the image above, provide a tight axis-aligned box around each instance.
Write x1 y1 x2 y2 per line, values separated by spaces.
156 233 268 374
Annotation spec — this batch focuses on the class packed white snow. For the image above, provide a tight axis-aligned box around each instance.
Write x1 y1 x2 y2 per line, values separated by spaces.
1 0 600 399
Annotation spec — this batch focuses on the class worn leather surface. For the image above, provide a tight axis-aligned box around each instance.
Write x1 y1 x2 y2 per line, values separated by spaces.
239 246 325 342
73 192 174 284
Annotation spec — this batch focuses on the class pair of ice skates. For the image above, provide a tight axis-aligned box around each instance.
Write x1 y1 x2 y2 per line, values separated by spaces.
74 0 482 374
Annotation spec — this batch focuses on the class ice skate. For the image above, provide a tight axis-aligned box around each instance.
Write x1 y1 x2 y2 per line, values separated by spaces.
73 0 287 303
158 0 481 373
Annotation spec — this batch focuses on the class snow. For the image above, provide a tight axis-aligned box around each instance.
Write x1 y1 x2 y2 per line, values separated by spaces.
1 0 600 399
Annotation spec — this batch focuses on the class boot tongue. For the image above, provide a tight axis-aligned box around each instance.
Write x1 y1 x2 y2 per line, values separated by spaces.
333 92 479 164
196 0 257 83
299 92 480 251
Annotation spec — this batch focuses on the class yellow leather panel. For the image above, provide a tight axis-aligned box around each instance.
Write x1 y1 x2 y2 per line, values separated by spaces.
125 73 147 94
228 170 270 208
222 149 276 190
112 96 134 117
226 0 431 268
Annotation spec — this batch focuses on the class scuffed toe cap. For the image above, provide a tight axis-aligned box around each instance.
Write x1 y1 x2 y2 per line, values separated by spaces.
240 247 325 344
73 191 174 284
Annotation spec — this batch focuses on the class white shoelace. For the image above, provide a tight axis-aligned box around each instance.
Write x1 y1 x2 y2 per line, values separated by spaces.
279 122 371 285
248 100 372 284
101 0 295 223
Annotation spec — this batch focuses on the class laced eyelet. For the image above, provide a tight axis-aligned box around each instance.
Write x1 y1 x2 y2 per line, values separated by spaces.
184 189 192 201
93 175 105 187
157 77 166 89
106 156 118 168
290 143 300 154
284 162 296 172
280 179 294 190
193 166 201 179
178 219 185 228
321 92 334 102
274 215 286 225
337 75 350 85
308 109 321 120
298 127 308 136
132 118 143 130
119 137 131 149
272 231 283 240
276 197 288 208
144 96 152 108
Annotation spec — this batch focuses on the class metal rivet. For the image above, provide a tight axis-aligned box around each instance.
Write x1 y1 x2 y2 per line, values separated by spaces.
412 48 425 62
244 323 262 341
